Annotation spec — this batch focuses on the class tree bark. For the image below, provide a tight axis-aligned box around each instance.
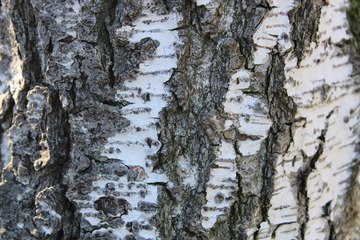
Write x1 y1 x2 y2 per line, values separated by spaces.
0 0 359 239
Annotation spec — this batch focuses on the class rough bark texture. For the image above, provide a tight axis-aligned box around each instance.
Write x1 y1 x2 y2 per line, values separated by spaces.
0 0 359 239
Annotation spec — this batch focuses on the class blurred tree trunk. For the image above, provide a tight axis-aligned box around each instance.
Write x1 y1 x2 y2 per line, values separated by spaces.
0 0 359 239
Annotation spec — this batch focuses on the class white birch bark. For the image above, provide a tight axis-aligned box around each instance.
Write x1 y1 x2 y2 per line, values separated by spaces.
0 0 359 239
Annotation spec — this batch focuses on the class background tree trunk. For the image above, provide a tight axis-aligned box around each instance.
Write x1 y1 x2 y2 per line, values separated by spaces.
0 0 359 239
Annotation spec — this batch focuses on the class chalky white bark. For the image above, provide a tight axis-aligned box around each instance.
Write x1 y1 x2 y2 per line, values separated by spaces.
201 67 273 229
195 0 212 6
200 0 278 229
200 129 238 229
248 1 299 238
0 0 358 239
253 0 360 239
75 1 182 238
285 1 359 239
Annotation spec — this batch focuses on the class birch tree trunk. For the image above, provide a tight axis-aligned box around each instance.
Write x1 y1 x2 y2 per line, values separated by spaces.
0 0 359 239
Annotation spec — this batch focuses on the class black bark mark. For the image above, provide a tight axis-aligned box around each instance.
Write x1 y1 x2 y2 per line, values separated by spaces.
289 0 323 64
12 0 43 87
96 0 118 88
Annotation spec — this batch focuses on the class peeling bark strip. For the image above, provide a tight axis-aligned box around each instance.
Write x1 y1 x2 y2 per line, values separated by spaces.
285 1 360 239
247 1 300 238
254 0 360 239
0 0 359 239
201 35 273 230
83 1 182 238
